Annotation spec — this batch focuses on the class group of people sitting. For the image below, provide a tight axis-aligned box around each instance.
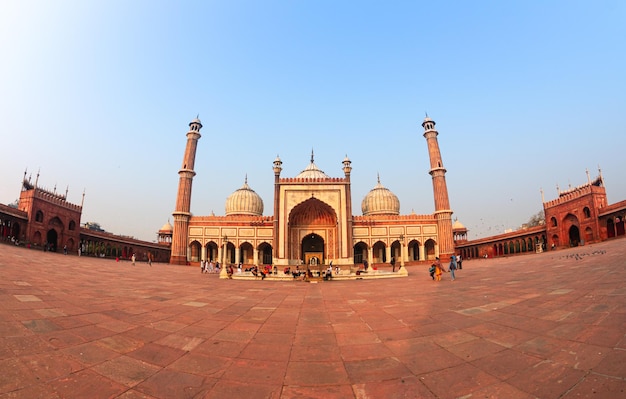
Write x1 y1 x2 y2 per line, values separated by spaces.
249 265 273 279
200 260 220 273
212 262 343 281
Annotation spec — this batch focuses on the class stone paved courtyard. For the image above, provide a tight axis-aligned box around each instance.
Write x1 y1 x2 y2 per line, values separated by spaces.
0 239 624 398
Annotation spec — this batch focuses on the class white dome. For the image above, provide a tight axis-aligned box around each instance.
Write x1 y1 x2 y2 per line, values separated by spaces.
295 150 329 179
225 178 264 216
453 219 466 230
159 220 173 232
361 176 400 216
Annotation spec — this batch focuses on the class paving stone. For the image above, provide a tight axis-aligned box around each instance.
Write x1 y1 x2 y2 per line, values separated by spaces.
92 355 160 387
0 240 625 398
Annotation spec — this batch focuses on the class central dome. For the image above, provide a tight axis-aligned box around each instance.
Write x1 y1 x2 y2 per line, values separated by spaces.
361 175 400 216
225 177 264 216
295 150 330 179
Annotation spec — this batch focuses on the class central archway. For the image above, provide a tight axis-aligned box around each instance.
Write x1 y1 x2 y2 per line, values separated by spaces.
288 197 338 264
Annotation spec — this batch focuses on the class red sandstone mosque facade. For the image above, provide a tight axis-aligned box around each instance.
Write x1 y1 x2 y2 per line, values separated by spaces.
3 116 623 266
454 170 626 259
0 171 171 262
168 116 455 269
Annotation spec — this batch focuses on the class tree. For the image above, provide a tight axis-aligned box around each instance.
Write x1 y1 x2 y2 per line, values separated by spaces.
527 210 545 227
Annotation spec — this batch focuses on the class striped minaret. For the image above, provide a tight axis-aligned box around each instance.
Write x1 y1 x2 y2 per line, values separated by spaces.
422 116 455 259
170 117 202 265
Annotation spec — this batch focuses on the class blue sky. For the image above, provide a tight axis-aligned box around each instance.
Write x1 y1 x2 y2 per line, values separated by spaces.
1 0 624 242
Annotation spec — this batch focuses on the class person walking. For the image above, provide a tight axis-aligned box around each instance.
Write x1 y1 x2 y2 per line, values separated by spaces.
391 257 396 272
449 255 458 281
131 254 136 266
434 257 443 281
457 254 463 269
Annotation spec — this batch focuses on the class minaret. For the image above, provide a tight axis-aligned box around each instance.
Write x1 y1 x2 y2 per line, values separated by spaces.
422 116 455 259
272 155 283 261
342 155 354 260
170 117 202 265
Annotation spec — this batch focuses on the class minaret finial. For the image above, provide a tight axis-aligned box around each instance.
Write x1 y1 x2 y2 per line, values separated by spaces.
65 185 69 199
540 187 545 203
598 164 604 185
425 111 429 118
377 172 380 184
81 188 85 208
245 174 248 184
310 148 314 163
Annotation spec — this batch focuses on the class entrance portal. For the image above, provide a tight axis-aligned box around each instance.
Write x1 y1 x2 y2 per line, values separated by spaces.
302 233 324 265
569 225 581 247
46 229 58 252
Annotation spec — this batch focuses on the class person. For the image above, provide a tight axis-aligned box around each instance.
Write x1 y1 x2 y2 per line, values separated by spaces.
131 254 136 265
391 257 396 272
363 259 369 271
200 260 205 273
227 265 234 278
434 257 443 281
449 255 457 281
335 265 340 275
325 265 333 280
429 264 436 280
63 245 67 255
457 254 462 269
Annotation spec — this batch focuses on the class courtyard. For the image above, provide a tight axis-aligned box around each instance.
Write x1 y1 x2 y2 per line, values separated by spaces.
0 239 624 398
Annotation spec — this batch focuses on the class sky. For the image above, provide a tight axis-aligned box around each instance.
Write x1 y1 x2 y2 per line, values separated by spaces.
1 0 625 242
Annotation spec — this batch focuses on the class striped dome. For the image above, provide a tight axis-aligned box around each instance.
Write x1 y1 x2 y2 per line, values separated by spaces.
225 177 264 216
295 150 330 179
361 175 400 216
159 220 173 232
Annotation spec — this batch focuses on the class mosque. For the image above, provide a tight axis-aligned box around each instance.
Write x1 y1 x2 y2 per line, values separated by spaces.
168 116 456 273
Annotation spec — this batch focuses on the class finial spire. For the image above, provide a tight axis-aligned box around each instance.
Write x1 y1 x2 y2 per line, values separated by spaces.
310 148 314 163
377 172 381 184
598 164 604 185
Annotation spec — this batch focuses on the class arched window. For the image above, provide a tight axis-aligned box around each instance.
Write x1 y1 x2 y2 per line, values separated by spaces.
69 220 76 230
551 217 557 227
583 207 591 218
35 210 44 222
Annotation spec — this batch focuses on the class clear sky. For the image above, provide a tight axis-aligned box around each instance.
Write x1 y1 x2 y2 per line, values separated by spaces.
1 1 625 242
